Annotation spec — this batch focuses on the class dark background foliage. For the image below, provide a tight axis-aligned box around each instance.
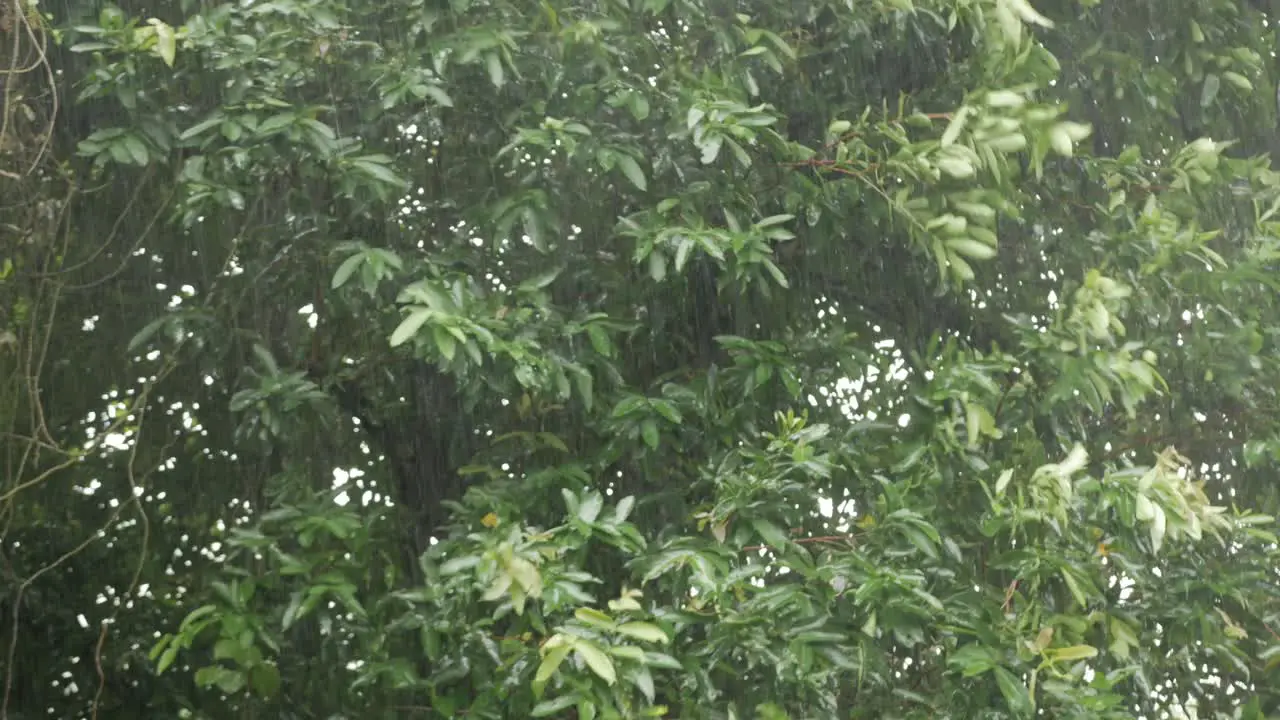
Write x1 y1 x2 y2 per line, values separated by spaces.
2 0 1280 718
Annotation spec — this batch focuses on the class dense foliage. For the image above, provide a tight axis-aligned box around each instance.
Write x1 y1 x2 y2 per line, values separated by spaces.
4 0 1280 717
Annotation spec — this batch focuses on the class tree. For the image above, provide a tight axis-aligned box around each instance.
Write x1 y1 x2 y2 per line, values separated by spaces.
3 0 1280 717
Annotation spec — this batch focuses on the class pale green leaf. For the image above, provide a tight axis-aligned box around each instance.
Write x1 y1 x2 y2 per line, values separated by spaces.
576 643 617 685
614 495 636 523
151 20 177 66
940 106 970 147
1048 644 1098 662
630 666 655 703
948 238 998 260
578 492 604 523
485 52 505 87
1049 125 1073 157
1201 74 1222 107
616 622 669 644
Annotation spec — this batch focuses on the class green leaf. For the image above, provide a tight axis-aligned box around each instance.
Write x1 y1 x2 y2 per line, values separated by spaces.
1149 504 1166 554
751 518 790 549
761 258 789 288
648 251 667 281
128 316 169 352
156 645 179 674
640 419 660 449
1048 124 1073 157
331 254 364 289
994 667 1032 716
616 155 647 191
1006 0 1053 27
179 605 218 631
586 324 614 357
614 495 635 523
1223 71 1253 92
687 107 705 130
948 253 974 281
943 537 963 562
576 642 617 685
148 635 170 663
673 237 694 272
518 266 562 292
353 159 409 188
936 156 974 178
122 136 149 165
300 118 336 141
608 645 646 661
216 668 246 694
965 402 982 447
948 238 998 260
995 469 1013 495
179 117 224 141
629 93 650 120
578 492 604 523
643 652 683 670
756 214 794 228
482 572 513 601
572 366 593 411
151 20 177 66
629 665 656 703
911 587 945 612
898 525 938 560
650 400 682 424
575 607 615 629
531 695 579 717
1047 644 1098 662
940 106 970 146
390 309 431 347
485 52 505 87
281 590 307 631
1201 74 1222 107
425 85 454 107
616 622 669 644
948 644 998 677
213 638 241 662
1060 568 1087 608
439 555 480 574
257 113 295 135
508 556 541 595
535 643 572 684
248 663 281 698
700 135 723 164
433 326 458 361
193 666 221 689
757 703 790 720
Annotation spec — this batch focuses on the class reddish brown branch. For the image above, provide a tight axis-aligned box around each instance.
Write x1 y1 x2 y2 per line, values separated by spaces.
742 535 858 552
